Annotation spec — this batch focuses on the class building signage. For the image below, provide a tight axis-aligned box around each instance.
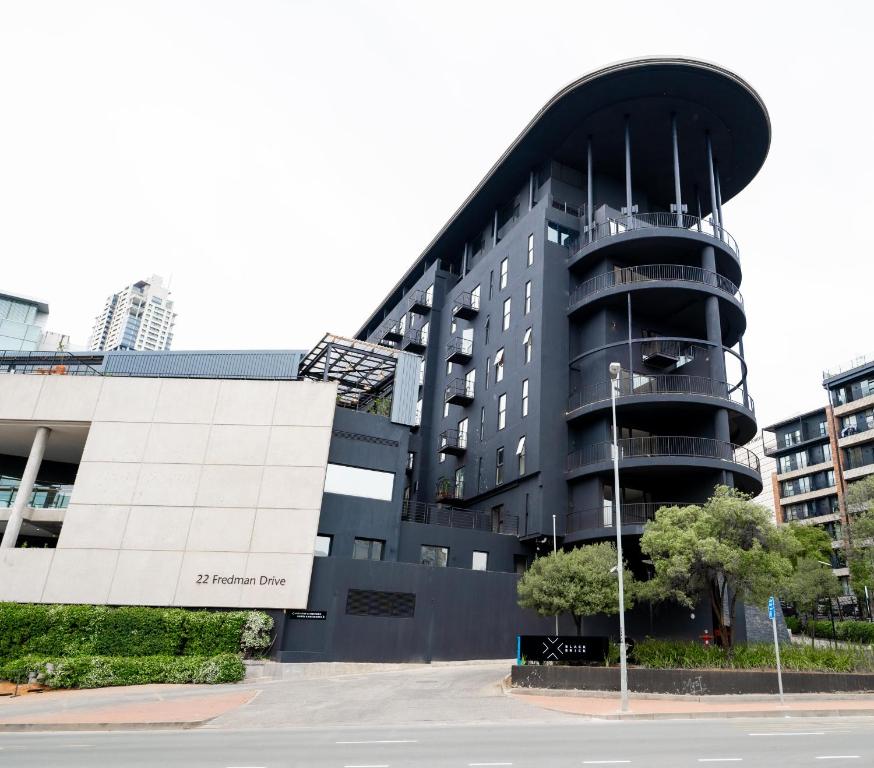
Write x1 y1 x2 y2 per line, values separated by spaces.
288 610 327 620
518 635 610 663
195 573 287 586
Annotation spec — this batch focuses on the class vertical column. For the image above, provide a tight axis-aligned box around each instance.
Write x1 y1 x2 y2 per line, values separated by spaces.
492 210 498 247
1 426 51 549
627 294 633 386
702 245 732 487
528 171 535 211
461 242 469 276
586 136 594 243
715 164 725 233
705 131 720 231
738 336 749 409
624 116 633 221
671 113 683 226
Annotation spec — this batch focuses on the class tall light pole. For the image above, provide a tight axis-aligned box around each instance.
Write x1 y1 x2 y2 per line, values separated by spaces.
552 513 558 635
609 361 629 713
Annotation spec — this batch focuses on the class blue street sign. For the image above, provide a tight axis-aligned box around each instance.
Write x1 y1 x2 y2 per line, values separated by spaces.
768 596 775 620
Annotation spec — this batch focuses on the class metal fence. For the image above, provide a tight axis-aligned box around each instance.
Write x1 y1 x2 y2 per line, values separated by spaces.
402 501 519 535
565 501 691 533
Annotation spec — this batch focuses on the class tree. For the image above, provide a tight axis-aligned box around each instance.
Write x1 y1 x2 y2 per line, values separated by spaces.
785 523 833 564
516 542 635 636
639 486 796 649
846 476 874 597
782 558 842 646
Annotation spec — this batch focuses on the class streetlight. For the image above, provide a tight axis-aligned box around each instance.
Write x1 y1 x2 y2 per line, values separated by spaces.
552 513 559 635
609 361 629 713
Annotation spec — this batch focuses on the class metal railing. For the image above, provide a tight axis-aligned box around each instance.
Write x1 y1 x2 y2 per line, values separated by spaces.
569 264 742 307
402 500 519 535
567 436 761 473
445 378 475 402
452 290 481 314
567 374 754 413
446 337 474 359
439 429 468 451
401 329 428 348
0 484 74 510
0 351 103 377
823 353 874 381
762 429 828 457
569 212 739 258
551 196 585 218
407 289 432 311
566 501 691 533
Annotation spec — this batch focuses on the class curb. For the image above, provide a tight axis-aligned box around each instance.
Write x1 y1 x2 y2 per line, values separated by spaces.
580 708 874 721
0 721 206 732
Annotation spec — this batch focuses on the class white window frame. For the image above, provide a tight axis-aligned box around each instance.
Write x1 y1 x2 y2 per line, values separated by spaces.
499 257 508 289
524 281 531 314
472 550 488 571
522 378 529 417
495 347 505 383
498 393 507 430
527 233 534 266
523 327 532 363
502 297 511 331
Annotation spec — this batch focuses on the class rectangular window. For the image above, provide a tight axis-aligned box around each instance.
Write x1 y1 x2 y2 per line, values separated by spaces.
527 233 534 266
480 406 485 440
472 551 488 571
502 297 511 331
455 466 465 498
407 452 415 471
425 284 434 306
516 435 526 475
353 537 385 561
457 417 469 449
419 357 426 385
495 347 505 382
314 534 332 557
495 447 505 484
471 284 481 309
485 356 491 389
498 393 507 430
420 321 429 345
523 327 533 364
499 258 508 289
484 316 490 344
446 360 453 376
421 544 449 567
325 464 394 501
450 317 457 334
547 222 578 246
524 281 532 314
522 378 529 417
443 401 449 418
489 270 494 300
477 456 484 492
415 398 422 426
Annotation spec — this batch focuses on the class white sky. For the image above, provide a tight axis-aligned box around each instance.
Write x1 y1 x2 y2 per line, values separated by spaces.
0 0 871 429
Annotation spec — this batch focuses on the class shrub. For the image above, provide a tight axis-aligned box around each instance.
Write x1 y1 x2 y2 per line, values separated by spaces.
0 654 245 689
783 617 874 645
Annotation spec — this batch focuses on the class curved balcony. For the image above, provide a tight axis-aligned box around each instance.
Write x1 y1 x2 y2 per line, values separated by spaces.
566 435 762 492
567 374 755 425
569 264 743 314
565 500 694 537
570 212 738 261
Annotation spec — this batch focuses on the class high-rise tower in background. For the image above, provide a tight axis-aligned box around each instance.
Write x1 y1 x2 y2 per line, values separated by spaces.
89 275 176 352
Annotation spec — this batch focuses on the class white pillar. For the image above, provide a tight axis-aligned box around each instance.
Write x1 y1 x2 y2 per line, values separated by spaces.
1 426 50 549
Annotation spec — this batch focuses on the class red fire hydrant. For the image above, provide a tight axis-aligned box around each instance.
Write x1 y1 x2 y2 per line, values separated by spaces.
700 630 713 646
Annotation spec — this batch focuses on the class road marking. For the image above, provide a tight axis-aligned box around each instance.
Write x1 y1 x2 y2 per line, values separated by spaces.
815 758 860 761
698 760 742 763
748 731 826 736
582 762 631 765
336 740 417 744
469 763 513 766
343 765 389 768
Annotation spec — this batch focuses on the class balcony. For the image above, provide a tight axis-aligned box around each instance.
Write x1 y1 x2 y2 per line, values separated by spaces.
566 501 691 534
438 428 468 456
407 289 432 315
570 212 739 260
400 329 427 354
641 339 687 368
451 290 480 320
402 500 519 535
567 374 754 416
379 322 402 344
446 337 473 364
569 264 742 311
567 436 761 478
435 476 463 502
445 378 475 405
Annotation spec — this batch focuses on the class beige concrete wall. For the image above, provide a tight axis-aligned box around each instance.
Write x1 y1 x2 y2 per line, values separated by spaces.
0 376 337 609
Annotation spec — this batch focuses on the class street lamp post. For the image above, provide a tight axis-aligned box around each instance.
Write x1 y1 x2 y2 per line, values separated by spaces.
552 513 559 635
609 361 630 713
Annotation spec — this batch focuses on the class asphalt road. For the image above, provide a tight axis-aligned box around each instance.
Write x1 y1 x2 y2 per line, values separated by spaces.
1 718 871 768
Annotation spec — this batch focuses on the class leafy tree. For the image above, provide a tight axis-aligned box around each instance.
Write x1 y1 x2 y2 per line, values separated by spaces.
785 523 833 564
639 486 796 649
846 476 874 596
782 558 843 646
517 542 634 636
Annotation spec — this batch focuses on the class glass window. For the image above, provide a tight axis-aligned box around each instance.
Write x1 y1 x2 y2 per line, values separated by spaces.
464 367 476 397
407 452 415 471
415 398 423 426
498 393 507 430
496 447 505 484
421 544 449 567
325 464 394 501
425 284 434 306
480 406 485 440
495 348 505 382
419 357 426 385
457 417 469 448
524 281 532 314
523 327 533 364
522 379 529 417
484 316 490 344
489 270 494 300
547 222 577 246
443 401 449 418
353 538 384 561
485 356 491 389
472 551 488 571
455 466 465 498
399 314 407 335
499 258 508 289
471 284 481 309
527 233 534 266
450 317 457 334
314 534 332 557
502 298 511 331
446 360 453 376
516 435 526 475
420 321 429 345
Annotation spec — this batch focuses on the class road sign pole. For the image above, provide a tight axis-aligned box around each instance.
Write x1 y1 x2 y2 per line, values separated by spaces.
769 596 784 705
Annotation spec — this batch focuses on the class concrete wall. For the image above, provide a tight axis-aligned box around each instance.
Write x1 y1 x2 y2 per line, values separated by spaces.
0 375 337 609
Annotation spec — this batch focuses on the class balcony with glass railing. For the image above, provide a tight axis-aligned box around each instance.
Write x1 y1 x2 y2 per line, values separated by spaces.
0 483 74 511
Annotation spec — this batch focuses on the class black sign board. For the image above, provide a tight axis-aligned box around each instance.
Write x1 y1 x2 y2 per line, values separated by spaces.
518 635 610 663
288 610 327 620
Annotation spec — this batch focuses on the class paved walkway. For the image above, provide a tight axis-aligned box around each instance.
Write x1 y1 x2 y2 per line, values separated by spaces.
2 662 874 730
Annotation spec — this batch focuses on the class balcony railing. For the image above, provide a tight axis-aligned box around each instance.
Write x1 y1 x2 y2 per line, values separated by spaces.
407 289 432 314
402 500 519 535
446 337 473 362
550 196 585 218
763 429 829 457
569 264 742 308
451 291 481 319
400 329 428 352
566 501 691 533
0 484 74 510
567 374 753 414
439 429 468 455
445 378 475 404
569 212 738 259
567 436 760 473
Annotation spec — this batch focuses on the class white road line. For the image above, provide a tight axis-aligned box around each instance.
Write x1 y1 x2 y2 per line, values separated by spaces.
469 763 513 766
343 765 390 768
815 758 860 761
698 760 743 763
582 762 631 765
336 740 417 744
748 731 826 736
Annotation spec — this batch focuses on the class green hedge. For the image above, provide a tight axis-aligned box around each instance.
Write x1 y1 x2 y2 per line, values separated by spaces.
0 604 273 659
0 654 245 688
631 640 874 673
785 616 874 644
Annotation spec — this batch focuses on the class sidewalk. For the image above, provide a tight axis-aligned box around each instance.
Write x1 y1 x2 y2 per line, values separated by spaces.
508 687 874 720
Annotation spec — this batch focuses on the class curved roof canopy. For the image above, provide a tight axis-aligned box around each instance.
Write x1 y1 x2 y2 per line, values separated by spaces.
358 57 770 338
